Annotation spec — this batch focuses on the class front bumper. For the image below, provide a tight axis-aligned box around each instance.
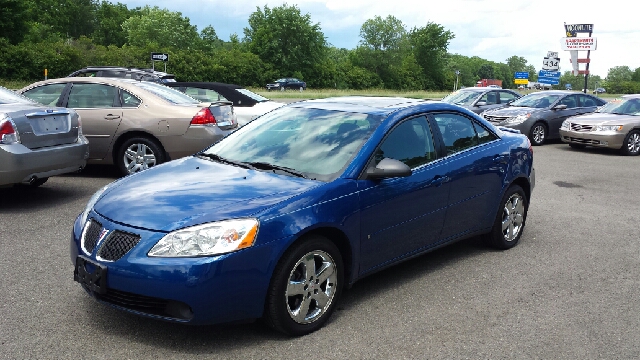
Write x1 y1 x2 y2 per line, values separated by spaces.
0 137 89 186
559 129 626 149
70 211 283 325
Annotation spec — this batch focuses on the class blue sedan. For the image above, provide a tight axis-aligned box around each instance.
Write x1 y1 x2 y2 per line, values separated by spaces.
71 97 535 336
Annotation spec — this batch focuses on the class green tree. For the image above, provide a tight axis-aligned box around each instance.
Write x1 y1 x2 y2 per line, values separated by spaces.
26 0 98 39
408 22 454 89
92 1 137 47
477 64 495 79
200 25 223 50
243 3 327 79
0 0 31 44
122 5 200 49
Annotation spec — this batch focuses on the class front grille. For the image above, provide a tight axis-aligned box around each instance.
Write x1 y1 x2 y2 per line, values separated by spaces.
82 220 102 254
570 123 594 132
95 288 193 320
565 136 601 145
97 231 141 261
484 115 510 123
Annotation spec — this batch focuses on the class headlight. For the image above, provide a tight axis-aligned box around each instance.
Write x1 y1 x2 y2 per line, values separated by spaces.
148 219 259 257
504 113 530 125
560 120 569 129
592 125 623 132
80 185 109 225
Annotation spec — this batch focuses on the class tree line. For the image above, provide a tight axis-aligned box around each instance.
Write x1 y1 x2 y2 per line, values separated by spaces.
0 0 637 92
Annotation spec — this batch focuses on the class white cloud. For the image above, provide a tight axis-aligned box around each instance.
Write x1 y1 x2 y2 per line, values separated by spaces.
117 0 640 78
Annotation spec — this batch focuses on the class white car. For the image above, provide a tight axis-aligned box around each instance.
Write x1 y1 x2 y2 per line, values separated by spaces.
166 82 284 126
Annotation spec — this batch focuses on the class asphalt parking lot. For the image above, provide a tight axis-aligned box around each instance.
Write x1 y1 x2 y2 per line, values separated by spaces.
1 140 639 359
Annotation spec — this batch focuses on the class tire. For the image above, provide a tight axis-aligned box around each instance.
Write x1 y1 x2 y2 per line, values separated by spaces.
529 122 547 146
116 137 165 176
620 130 640 156
483 185 528 250
569 143 586 150
264 235 343 336
299 86 304 92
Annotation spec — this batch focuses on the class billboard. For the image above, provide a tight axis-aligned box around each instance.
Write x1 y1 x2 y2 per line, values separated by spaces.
561 37 597 51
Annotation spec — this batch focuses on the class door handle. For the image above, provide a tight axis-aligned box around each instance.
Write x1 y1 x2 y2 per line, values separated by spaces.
104 114 121 120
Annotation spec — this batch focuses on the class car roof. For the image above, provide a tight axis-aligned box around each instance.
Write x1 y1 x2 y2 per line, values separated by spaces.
529 90 586 95
68 66 174 78
288 96 439 115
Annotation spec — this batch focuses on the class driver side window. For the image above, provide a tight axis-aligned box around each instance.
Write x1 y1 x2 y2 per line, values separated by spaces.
375 116 437 169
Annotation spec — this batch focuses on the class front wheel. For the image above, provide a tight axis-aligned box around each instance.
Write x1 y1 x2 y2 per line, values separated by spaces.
264 235 343 336
529 122 547 146
116 137 165 176
620 130 640 156
483 185 528 250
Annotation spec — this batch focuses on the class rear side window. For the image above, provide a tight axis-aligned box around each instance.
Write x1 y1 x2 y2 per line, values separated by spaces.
433 113 481 155
121 90 141 108
500 91 518 104
22 83 67 106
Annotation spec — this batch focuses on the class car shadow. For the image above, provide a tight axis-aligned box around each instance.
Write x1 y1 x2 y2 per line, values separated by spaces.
0 184 87 213
557 144 622 156
62 164 121 179
72 236 489 348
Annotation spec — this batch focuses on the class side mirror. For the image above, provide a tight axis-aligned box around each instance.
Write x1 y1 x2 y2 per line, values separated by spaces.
553 104 568 110
365 158 412 180
475 101 487 106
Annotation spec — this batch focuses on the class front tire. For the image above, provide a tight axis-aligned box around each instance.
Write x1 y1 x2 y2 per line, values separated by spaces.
529 122 547 146
116 137 165 176
483 185 528 250
264 235 343 336
620 130 640 156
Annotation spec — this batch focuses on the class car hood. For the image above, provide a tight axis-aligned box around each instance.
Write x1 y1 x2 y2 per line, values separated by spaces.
485 106 543 116
568 112 640 125
94 156 321 232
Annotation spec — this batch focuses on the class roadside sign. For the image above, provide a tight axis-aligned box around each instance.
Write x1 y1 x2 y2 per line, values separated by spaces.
514 72 529 79
538 70 561 86
514 79 528 85
564 23 593 37
538 70 561 78
561 37 597 51
547 51 559 58
542 57 560 71
151 52 169 62
538 77 560 85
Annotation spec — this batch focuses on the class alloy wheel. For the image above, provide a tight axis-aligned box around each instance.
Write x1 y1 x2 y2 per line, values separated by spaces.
123 143 157 174
627 132 640 154
502 193 525 242
532 125 545 144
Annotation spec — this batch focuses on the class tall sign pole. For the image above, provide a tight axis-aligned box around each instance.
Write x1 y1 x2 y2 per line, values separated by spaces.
562 23 596 93
583 28 593 93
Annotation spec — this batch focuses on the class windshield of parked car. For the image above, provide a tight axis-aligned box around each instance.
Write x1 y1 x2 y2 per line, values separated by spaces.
0 86 36 105
204 106 383 181
509 93 561 108
597 98 640 115
133 82 200 105
235 88 269 102
441 90 481 106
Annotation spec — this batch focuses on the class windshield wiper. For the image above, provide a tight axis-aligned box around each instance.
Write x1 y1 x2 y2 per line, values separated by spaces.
245 161 310 179
198 153 254 169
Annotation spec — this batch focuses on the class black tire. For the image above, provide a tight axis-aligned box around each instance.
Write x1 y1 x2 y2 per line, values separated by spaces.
620 130 640 156
264 235 343 336
483 185 528 250
569 143 586 150
116 137 165 176
529 122 547 146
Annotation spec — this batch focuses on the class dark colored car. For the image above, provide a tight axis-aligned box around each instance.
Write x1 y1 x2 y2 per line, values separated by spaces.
68 66 176 83
593 88 606 94
481 90 606 145
165 82 284 126
266 78 306 91
71 97 534 336
442 87 521 114
0 85 88 187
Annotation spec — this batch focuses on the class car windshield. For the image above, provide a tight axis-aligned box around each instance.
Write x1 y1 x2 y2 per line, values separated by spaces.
597 98 640 115
235 88 269 102
133 82 200 104
441 90 481 106
275 78 287 83
204 106 383 181
509 93 561 108
0 86 36 105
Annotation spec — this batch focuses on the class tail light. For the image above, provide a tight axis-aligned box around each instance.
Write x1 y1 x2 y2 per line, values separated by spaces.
77 115 84 138
0 115 20 144
191 107 217 125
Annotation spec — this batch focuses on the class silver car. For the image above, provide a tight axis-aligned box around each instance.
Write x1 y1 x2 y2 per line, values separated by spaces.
560 94 640 155
0 86 88 187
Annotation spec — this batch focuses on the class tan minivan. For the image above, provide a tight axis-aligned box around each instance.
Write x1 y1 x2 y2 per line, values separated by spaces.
20 78 237 176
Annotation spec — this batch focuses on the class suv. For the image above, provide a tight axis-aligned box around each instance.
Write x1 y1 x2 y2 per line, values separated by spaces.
68 66 176 83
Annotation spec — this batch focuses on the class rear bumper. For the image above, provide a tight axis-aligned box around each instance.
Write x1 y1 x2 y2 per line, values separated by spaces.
559 129 626 149
161 125 235 160
0 137 89 186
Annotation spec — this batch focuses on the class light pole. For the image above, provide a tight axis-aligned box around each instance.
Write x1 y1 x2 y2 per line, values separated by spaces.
454 70 460 91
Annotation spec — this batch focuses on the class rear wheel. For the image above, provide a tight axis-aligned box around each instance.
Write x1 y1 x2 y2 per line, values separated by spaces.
620 130 640 156
483 185 528 250
116 137 165 176
264 235 343 336
529 122 547 146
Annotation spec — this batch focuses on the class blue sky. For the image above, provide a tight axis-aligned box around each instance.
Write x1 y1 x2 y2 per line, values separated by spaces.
117 0 640 79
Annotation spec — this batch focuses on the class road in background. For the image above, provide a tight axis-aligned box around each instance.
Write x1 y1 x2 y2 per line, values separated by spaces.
1 141 639 359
